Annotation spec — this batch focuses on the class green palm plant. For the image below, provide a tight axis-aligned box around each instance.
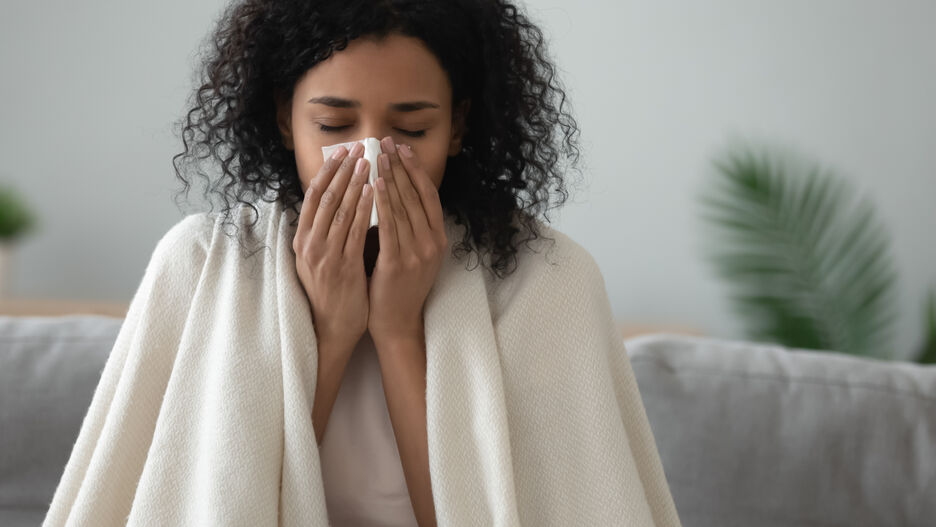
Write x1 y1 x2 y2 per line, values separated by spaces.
698 144 898 360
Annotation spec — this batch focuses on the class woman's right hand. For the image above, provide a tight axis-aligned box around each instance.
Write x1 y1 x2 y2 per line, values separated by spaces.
293 141 374 355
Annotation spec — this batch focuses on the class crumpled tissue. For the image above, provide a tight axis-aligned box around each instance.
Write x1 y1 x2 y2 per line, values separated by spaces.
321 137 387 229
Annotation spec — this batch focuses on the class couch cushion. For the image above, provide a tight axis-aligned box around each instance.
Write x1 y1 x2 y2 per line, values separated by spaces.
625 333 936 527
0 315 122 519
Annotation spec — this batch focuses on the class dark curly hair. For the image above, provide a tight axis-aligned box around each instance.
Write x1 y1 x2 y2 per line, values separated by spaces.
171 0 585 280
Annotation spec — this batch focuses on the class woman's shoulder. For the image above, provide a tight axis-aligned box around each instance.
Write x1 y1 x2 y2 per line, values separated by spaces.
444 211 599 280
151 200 286 271
150 211 219 266
511 217 601 284
484 216 605 311
160 211 216 249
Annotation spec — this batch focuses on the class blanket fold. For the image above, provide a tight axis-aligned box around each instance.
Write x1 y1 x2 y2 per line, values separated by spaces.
42 198 682 526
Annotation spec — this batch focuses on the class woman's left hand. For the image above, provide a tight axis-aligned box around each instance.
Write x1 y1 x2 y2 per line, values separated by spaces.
367 136 448 349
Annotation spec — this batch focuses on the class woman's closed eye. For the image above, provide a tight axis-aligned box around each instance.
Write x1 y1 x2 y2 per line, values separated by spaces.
317 124 426 137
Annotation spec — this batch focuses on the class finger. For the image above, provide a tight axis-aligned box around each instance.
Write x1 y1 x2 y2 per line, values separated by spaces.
379 138 411 225
392 142 436 240
374 177 399 258
379 136 414 250
376 150 412 255
396 143 445 240
344 181 373 258
328 156 369 253
297 145 348 237
312 142 363 244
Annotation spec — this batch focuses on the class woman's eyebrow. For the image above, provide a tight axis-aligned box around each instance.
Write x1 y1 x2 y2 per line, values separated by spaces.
307 96 440 112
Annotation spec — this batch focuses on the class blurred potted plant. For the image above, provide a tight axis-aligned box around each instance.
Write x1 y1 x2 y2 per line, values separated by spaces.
698 143 903 361
0 183 38 298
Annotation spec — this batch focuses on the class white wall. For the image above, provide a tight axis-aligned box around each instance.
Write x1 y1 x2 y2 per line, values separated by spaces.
526 0 935 360
1 0 230 299
2 0 933 359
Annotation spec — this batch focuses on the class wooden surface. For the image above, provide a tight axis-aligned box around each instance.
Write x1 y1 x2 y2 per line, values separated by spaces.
0 298 129 318
618 324 705 339
0 298 704 338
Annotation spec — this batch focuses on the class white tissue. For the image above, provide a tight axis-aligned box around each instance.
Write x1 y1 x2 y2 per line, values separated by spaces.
321 137 385 229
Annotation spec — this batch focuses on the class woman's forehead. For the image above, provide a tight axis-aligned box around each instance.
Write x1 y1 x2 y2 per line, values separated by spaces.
296 34 452 105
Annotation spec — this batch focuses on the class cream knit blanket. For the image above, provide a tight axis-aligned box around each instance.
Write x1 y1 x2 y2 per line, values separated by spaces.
43 198 682 526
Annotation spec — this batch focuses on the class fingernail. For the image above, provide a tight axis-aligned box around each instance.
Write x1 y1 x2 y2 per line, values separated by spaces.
355 157 367 174
331 146 347 160
350 142 364 156
398 143 413 158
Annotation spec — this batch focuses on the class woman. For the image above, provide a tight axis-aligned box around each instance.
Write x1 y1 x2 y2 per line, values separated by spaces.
43 1 682 526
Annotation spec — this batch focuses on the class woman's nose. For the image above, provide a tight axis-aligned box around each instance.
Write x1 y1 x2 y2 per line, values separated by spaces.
361 131 389 142
361 132 395 153
352 122 394 144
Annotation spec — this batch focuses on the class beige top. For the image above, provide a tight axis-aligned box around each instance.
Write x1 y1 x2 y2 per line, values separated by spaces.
319 331 419 526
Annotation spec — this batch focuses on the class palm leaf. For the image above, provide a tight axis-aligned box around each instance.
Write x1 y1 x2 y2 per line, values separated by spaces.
698 144 898 359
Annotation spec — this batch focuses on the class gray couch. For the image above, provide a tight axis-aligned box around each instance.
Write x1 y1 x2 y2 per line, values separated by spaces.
2 315 934 526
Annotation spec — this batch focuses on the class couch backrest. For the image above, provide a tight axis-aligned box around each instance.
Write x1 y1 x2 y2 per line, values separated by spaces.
625 333 936 527
4 316 935 526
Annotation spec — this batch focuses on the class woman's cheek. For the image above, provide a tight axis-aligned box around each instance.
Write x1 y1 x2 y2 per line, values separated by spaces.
427 156 445 190
295 146 321 185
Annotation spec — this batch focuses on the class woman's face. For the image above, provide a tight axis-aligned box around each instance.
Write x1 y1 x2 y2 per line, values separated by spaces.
276 33 470 194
